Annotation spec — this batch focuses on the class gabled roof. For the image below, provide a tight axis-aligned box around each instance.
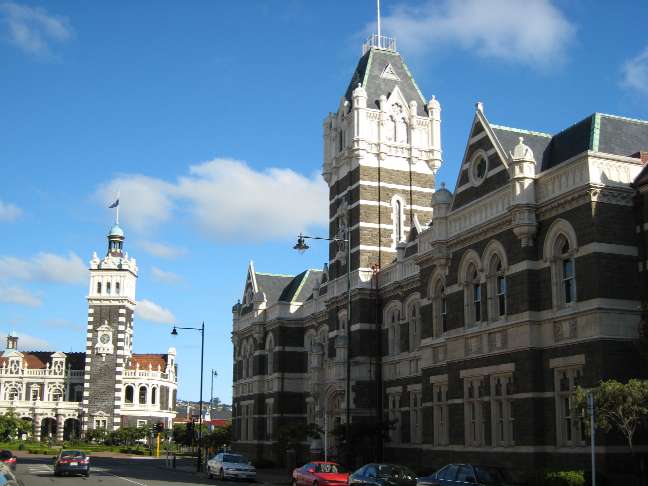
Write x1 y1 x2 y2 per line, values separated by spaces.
490 125 552 169
278 269 324 303
0 351 85 370
344 48 427 116
255 273 295 303
130 354 168 370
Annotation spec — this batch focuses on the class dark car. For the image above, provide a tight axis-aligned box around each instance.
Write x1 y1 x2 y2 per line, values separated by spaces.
0 451 16 471
418 464 522 486
349 463 418 486
53 450 90 477
0 464 21 486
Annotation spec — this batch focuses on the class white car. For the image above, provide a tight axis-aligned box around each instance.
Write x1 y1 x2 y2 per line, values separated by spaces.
207 453 257 481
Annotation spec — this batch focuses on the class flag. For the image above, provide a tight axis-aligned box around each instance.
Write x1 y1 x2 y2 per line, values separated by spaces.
108 199 119 208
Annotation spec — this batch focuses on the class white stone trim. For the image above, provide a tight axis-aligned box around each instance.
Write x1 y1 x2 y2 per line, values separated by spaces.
429 374 449 384
549 354 586 369
460 363 515 378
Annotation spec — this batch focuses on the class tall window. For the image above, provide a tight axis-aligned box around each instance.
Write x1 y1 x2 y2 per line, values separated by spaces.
409 390 422 444
387 392 401 443
547 224 578 309
265 334 274 376
139 386 147 404
246 404 253 441
465 262 482 326
51 387 63 402
432 280 447 337
247 342 254 378
385 306 401 356
408 301 420 351
464 378 486 446
490 375 514 446
556 235 576 304
5 387 19 401
106 282 111 295
555 367 584 446
432 382 449 446
151 387 157 405
488 254 507 320
97 282 102 294
396 200 402 240
125 385 134 404
392 197 405 244
115 282 121 295
265 400 273 440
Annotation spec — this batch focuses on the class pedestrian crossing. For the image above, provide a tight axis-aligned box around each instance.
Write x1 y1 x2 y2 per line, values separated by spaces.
26 465 53 474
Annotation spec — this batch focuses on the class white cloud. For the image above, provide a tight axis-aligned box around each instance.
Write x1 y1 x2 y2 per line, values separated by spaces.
140 241 186 259
379 0 575 68
0 200 22 222
42 318 83 331
96 158 328 242
622 47 648 95
0 252 87 284
1 332 51 350
0 2 72 56
151 266 183 285
136 299 175 324
0 285 42 307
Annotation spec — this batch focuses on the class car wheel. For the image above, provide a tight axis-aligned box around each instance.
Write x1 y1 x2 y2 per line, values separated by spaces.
219 468 225 481
85 471 90 478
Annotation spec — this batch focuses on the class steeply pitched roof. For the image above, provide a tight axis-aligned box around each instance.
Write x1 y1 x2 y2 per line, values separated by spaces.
344 48 427 116
0 351 85 370
255 273 295 303
130 354 168 370
278 269 324 303
490 125 552 169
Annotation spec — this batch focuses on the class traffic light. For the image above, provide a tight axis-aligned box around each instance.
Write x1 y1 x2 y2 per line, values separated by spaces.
154 422 164 434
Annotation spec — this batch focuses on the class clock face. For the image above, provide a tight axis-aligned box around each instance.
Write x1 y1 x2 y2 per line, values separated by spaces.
99 333 111 344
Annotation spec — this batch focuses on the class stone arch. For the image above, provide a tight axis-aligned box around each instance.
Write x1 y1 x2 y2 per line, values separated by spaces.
124 384 134 404
63 418 80 441
265 332 275 375
40 417 57 441
481 239 509 271
383 300 402 355
542 218 578 262
457 248 483 284
404 293 421 351
138 384 148 404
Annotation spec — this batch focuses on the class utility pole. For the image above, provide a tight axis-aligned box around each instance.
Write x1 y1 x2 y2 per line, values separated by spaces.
588 392 596 486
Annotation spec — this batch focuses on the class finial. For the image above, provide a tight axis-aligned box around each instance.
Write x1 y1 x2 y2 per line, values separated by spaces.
476 101 484 113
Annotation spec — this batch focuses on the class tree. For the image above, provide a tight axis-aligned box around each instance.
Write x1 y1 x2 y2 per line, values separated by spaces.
276 422 321 465
0 411 31 441
204 423 231 451
575 379 648 454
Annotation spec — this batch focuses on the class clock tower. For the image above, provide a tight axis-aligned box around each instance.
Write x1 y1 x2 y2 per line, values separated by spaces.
82 221 138 433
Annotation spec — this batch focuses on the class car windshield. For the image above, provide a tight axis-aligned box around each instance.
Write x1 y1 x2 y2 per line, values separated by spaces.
0 452 12 460
474 466 508 483
378 465 416 479
61 451 84 458
316 463 347 473
223 454 247 464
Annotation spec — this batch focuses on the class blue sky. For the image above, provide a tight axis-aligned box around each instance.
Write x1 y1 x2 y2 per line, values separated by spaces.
1 0 648 404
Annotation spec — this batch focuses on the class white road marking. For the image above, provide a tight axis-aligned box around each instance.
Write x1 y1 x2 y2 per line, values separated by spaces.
100 471 148 486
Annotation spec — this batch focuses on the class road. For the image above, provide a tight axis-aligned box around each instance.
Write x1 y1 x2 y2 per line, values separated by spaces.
14 455 266 486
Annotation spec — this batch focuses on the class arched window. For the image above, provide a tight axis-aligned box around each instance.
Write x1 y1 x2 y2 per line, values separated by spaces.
125 385 134 404
139 386 147 404
151 387 157 405
106 282 112 295
407 299 420 351
51 387 63 402
338 310 347 335
385 305 401 356
247 341 254 378
97 281 102 294
392 196 405 245
115 282 120 295
556 235 576 304
432 279 447 337
464 261 482 326
487 253 507 320
5 387 19 401
265 334 274 376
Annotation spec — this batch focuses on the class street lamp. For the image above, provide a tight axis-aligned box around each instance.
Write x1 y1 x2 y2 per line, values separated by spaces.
293 231 352 463
171 322 205 472
210 369 218 420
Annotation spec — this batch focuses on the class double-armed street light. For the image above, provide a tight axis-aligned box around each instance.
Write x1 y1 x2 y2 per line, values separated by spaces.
171 322 205 472
294 231 352 461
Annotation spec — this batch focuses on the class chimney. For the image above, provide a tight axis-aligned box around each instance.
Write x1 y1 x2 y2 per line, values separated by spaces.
6 332 18 350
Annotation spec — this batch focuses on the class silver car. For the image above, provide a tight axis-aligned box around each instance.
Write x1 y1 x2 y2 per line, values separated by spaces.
207 453 256 481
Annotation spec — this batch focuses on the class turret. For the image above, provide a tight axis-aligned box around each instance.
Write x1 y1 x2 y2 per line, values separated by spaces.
509 137 538 246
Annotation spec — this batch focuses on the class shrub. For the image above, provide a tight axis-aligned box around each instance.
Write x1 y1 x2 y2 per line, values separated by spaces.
544 470 585 486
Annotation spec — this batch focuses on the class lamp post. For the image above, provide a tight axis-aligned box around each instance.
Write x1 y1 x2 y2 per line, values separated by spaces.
294 231 352 463
210 369 218 421
171 322 205 472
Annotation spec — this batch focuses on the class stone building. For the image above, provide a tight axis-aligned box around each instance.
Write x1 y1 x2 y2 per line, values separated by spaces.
0 221 178 441
230 34 648 475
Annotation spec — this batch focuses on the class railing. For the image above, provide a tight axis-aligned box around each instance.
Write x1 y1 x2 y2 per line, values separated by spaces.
378 256 418 288
363 34 396 54
0 399 82 409
123 370 170 380
0 368 84 378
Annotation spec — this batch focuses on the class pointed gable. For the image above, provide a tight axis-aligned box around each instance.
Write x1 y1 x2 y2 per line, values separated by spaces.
344 48 427 116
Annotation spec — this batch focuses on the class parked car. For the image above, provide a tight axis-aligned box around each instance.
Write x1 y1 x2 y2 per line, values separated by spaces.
292 461 350 486
0 451 16 471
417 464 522 486
53 450 90 477
0 463 21 486
206 452 256 481
349 463 418 486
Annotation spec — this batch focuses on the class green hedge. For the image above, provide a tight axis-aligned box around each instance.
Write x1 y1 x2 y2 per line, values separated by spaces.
543 470 585 486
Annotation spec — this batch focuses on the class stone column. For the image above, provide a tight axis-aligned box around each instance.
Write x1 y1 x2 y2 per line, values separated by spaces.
56 414 65 443
33 415 42 442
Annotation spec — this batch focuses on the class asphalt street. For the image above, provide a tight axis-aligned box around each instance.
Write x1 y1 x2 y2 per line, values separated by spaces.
14 455 264 486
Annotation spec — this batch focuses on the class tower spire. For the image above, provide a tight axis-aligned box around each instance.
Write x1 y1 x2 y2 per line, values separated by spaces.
377 0 381 45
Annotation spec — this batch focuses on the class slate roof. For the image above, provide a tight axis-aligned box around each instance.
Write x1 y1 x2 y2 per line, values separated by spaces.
344 47 427 116
0 351 85 370
129 354 168 370
255 273 295 303
490 113 648 173
254 269 324 305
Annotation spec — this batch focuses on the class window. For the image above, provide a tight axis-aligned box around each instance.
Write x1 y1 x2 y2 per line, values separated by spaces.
51 388 63 401
432 382 449 446
545 222 578 309
407 301 420 351
457 465 475 482
125 385 134 404
151 387 157 405
487 254 507 320
30 386 40 401
247 343 254 378
97 282 102 294
470 152 489 186
73 386 83 402
265 334 274 376
391 196 406 245
115 282 120 295
137 419 147 428
246 404 253 441
139 386 147 404
431 280 447 337
5 387 19 401
387 392 401 443
464 378 487 446
465 262 482 326
338 311 347 335
265 401 273 440
490 375 514 446
106 282 111 295
555 367 584 446
439 465 458 481
385 305 401 356
556 236 576 304
409 390 422 444
94 419 107 429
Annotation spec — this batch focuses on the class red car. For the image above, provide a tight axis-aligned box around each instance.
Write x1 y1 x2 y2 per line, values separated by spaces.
293 462 350 486
0 450 16 471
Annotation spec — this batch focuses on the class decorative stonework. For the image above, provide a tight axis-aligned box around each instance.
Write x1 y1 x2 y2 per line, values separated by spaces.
553 319 578 342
